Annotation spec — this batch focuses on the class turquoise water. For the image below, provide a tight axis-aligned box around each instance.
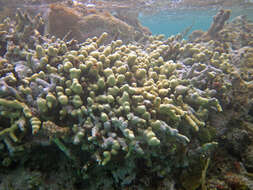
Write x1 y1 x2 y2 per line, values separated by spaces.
139 6 253 38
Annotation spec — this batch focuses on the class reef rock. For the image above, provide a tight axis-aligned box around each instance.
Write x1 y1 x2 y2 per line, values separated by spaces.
47 4 150 43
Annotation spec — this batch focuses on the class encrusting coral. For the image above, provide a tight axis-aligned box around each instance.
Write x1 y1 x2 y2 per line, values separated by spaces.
1 8 253 190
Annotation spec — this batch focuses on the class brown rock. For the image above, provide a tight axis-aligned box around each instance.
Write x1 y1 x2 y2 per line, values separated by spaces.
47 4 82 40
47 4 149 43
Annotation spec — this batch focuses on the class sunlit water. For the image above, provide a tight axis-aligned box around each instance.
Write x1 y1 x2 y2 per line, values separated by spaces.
139 6 253 38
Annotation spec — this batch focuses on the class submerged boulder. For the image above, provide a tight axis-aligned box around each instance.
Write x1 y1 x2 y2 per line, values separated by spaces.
47 4 150 43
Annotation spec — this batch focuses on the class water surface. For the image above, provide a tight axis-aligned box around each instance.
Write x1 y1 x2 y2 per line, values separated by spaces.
139 6 253 38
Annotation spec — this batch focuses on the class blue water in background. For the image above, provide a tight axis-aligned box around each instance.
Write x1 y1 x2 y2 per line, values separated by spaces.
139 6 253 38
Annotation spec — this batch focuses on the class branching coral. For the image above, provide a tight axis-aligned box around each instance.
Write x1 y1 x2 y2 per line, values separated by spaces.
1 8 253 190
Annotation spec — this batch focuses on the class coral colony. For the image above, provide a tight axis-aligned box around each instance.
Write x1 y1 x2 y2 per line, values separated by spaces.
0 6 253 190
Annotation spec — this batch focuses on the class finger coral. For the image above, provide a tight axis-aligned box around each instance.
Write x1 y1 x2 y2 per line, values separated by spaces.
1 8 253 190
